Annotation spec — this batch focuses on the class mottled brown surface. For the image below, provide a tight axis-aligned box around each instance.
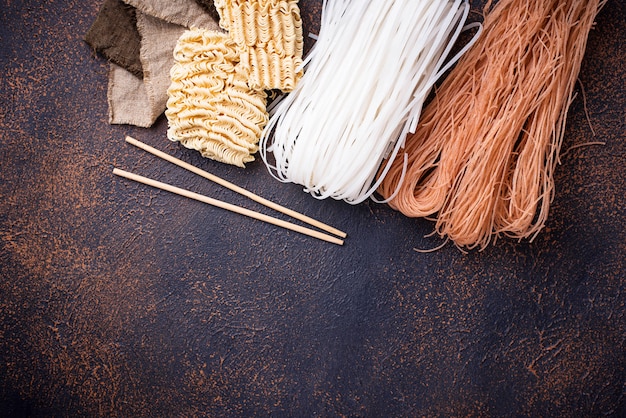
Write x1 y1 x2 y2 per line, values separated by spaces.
0 0 624 416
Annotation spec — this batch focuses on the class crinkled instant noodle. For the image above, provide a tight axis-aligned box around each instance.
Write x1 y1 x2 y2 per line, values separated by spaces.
166 29 268 167
214 0 303 91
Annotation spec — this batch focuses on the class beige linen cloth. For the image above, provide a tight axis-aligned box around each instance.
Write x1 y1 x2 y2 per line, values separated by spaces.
108 0 221 127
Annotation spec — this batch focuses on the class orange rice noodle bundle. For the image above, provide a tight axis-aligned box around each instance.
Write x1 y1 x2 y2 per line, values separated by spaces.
378 0 605 250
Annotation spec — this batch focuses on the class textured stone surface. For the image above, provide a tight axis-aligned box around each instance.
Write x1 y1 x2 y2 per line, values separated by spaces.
0 0 624 416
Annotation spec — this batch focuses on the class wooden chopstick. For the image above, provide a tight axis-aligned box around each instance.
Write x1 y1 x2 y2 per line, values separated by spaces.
113 168 344 246
125 136 347 239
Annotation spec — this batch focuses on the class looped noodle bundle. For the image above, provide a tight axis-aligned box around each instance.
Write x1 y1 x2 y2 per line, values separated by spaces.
214 0 304 91
166 29 268 167
378 0 606 250
260 0 477 204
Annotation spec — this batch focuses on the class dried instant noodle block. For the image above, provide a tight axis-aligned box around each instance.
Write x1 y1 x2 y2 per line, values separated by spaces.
214 0 304 91
166 28 268 167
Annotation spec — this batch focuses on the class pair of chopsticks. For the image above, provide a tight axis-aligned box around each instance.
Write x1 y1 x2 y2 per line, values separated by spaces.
113 136 347 245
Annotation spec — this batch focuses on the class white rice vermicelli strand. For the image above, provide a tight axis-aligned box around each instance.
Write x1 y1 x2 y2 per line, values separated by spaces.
259 0 476 204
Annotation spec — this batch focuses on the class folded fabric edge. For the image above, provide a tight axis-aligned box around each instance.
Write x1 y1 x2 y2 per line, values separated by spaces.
107 63 158 128
122 0 222 31
84 0 144 78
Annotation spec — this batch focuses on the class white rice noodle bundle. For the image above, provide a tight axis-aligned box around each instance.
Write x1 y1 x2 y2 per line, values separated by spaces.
259 0 480 204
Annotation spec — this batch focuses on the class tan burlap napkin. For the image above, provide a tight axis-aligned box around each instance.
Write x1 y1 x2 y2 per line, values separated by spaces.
107 0 221 127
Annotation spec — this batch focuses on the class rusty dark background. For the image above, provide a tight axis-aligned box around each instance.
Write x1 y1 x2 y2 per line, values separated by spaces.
1 0 624 416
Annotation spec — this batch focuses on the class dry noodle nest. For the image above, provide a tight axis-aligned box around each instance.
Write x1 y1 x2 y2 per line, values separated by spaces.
166 29 268 167
214 0 304 91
